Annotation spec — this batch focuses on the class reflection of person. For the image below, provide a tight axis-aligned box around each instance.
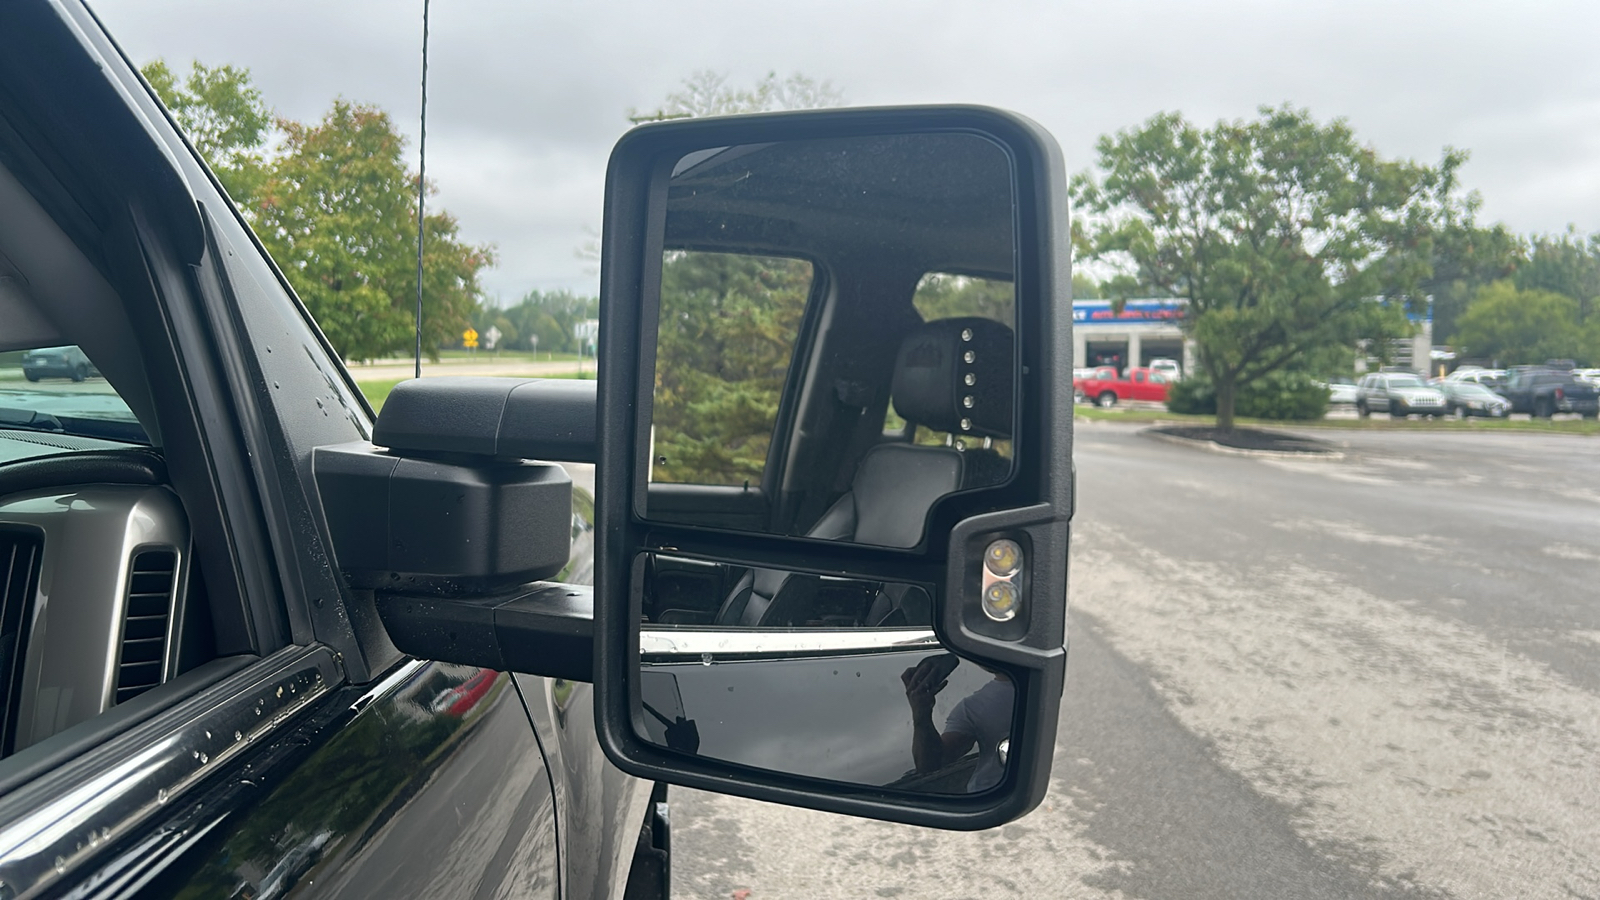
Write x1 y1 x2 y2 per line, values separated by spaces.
902 655 1015 792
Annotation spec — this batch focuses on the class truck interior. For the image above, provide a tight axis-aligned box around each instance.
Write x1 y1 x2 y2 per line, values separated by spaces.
638 132 1020 629
0 120 249 781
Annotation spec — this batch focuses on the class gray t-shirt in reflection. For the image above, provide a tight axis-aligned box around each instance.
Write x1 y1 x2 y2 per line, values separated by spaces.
943 677 1015 792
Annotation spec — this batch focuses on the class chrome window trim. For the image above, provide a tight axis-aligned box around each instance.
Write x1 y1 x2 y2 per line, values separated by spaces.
641 627 939 658
0 645 339 900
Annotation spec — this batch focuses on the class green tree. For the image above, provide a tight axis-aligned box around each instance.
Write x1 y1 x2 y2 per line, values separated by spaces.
629 70 844 123
652 252 813 484
1423 221 1525 343
497 289 599 353
1451 280 1594 365
252 101 493 362
141 59 272 207
1072 106 1455 431
911 273 1014 324
630 73 842 483
1515 227 1600 323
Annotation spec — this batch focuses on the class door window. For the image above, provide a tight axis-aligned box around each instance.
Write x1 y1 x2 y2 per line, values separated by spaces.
650 252 815 486
2 345 146 447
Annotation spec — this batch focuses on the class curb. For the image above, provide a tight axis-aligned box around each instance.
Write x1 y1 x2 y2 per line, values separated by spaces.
1138 427 1345 461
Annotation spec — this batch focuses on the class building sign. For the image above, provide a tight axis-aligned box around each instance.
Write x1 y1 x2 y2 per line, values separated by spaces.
1071 299 1186 326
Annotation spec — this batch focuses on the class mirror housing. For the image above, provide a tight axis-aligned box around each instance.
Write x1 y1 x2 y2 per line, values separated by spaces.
313 377 595 592
595 106 1074 830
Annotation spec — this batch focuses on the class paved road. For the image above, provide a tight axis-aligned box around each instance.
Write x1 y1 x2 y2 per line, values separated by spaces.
671 423 1600 899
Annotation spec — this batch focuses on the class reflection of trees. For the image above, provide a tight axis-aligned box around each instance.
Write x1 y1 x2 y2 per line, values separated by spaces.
652 252 812 485
166 665 497 899
910 273 1014 326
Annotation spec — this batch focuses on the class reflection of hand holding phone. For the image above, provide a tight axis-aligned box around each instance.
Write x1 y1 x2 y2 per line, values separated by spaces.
901 654 960 716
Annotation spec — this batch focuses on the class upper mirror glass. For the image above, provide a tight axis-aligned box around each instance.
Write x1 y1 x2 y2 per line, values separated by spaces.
643 133 1017 548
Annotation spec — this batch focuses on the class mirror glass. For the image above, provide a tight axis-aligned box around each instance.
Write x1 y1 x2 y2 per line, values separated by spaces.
643 132 1017 548
638 554 1017 794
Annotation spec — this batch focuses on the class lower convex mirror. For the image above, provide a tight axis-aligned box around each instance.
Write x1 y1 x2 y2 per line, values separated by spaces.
638 555 1017 794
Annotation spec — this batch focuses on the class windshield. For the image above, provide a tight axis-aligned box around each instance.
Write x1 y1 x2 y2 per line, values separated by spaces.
1 346 147 445
1385 375 1426 388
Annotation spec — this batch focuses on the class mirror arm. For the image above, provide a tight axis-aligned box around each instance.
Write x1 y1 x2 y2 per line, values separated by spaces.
376 583 594 682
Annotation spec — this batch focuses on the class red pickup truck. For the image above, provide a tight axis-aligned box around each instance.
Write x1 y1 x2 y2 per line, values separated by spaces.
1075 367 1174 407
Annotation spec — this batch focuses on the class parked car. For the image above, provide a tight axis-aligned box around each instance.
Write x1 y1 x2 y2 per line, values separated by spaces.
1318 378 1358 405
1355 372 1448 418
1072 365 1120 402
1439 381 1511 418
1497 366 1600 418
1444 367 1508 390
20 344 99 381
1148 357 1182 380
1077 366 1173 407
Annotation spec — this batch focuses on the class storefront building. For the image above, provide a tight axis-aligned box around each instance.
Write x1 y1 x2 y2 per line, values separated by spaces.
1071 299 1191 375
1071 298 1434 376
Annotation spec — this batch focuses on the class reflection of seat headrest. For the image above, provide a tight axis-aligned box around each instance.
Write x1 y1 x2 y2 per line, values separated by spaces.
890 317 1014 438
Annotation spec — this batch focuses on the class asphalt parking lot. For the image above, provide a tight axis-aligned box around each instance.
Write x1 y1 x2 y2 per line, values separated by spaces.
672 422 1600 900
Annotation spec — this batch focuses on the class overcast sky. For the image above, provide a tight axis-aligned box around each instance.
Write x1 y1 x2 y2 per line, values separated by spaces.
92 0 1600 304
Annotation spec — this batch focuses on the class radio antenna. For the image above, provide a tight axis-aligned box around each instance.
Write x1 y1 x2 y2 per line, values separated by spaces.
413 0 431 379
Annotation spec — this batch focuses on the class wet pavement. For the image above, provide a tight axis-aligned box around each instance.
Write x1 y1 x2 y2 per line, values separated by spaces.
672 423 1600 899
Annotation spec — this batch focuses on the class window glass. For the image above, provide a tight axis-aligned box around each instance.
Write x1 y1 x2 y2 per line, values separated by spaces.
910 272 1013 326
0 345 146 448
651 252 814 486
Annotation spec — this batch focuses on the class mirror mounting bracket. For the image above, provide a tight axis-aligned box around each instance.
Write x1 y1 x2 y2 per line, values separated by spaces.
376 583 595 682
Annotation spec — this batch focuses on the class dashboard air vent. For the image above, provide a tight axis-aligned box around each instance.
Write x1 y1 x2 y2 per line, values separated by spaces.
115 548 177 705
0 528 43 751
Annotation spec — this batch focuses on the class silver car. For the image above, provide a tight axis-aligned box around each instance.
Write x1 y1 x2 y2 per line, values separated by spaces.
1355 372 1447 418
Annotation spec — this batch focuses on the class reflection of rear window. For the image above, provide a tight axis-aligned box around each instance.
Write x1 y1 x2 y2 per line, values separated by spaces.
1 345 146 445
910 273 1013 326
651 252 814 486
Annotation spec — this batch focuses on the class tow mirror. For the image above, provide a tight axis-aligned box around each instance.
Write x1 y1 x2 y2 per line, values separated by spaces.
594 107 1074 829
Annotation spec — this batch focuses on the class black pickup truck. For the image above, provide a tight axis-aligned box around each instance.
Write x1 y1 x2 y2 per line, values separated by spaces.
0 2 1074 897
1496 366 1600 418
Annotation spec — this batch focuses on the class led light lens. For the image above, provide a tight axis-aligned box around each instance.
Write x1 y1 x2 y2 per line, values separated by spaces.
984 539 1022 578
982 581 1020 621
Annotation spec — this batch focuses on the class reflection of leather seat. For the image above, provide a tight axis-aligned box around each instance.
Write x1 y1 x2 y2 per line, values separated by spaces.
716 317 1014 627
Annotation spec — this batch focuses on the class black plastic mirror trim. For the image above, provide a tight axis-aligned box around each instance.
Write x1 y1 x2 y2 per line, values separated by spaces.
375 583 595 683
372 376 598 463
595 105 1075 830
312 441 574 592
